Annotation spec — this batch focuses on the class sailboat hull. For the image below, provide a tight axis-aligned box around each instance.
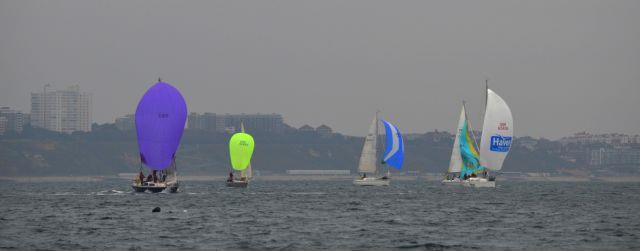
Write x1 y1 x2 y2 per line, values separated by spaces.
353 177 390 186
441 179 463 186
132 181 179 193
226 180 249 188
462 178 495 188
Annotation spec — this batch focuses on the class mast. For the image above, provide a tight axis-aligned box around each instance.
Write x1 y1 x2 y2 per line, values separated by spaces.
375 110 380 175
479 78 489 136
482 78 489 171
485 78 489 113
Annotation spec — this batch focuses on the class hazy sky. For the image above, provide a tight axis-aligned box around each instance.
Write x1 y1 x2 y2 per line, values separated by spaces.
1 0 638 138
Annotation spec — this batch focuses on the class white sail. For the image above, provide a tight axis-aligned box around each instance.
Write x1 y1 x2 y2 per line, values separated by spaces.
164 159 178 184
448 105 466 173
239 122 253 180
479 89 513 171
240 122 253 180
241 163 252 180
357 114 378 173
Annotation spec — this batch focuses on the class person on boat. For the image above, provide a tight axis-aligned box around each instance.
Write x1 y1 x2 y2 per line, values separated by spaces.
227 172 234 182
146 174 153 183
362 173 367 179
152 170 158 183
136 171 144 185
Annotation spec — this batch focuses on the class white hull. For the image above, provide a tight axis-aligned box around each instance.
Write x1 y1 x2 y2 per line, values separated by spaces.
226 179 249 188
353 177 390 186
462 177 495 188
132 180 179 193
441 179 463 186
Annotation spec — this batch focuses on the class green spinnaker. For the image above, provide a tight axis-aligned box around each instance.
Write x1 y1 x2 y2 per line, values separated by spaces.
229 132 255 171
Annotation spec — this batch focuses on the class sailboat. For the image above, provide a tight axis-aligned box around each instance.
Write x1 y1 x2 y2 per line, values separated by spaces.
464 83 514 188
353 112 404 186
132 80 187 193
226 123 255 188
441 102 477 185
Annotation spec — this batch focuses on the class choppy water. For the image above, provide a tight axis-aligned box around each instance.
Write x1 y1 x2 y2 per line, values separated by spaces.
1 180 639 250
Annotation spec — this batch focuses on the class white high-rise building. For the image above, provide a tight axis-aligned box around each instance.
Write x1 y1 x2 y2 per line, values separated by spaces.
0 107 24 134
31 85 92 133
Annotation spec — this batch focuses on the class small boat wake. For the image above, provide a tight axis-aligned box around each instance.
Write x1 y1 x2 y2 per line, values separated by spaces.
96 189 128 196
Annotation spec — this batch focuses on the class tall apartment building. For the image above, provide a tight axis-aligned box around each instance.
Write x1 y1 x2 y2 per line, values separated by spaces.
0 107 24 134
31 85 92 133
188 113 285 133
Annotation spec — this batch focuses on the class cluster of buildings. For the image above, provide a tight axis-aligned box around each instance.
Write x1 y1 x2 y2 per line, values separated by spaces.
115 112 288 133
114 112 336 136
560 132 640 146
298 124 333 137
116 112 290 133
114 114 135 131
4 84 338 138
187 113 286 133
0 107 25 135
557 132 640 170
589 147 640 168
1 85 92 135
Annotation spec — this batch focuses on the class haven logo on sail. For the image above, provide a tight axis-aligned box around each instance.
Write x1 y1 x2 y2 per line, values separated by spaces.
490 135 512 152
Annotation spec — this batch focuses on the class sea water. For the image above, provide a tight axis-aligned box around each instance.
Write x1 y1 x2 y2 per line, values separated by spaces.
1 180 639 250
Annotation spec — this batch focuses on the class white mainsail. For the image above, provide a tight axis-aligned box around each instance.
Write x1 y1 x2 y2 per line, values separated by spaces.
242 163 253 180
447 105 466 173
479 89 513 171
357 113 378 174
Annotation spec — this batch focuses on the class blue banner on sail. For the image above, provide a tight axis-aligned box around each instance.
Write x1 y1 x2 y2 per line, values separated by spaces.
490 135 512 152
381 120 404 170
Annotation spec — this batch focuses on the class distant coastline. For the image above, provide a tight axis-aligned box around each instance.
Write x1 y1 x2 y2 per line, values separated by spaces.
2 175 639 183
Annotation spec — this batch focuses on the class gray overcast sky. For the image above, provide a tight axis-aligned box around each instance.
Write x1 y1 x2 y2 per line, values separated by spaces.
1 0 638 138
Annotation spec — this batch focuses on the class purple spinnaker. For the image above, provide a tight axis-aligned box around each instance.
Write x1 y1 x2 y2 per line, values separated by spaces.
135 81 187 170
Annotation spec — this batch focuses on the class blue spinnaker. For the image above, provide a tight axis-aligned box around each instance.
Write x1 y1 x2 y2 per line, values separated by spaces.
135 81 187 170
381 120 404 170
